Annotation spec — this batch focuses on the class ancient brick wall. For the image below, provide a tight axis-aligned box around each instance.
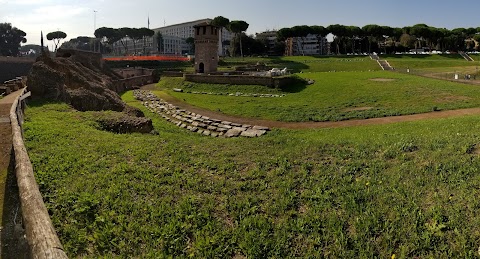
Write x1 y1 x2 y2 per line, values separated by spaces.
113 68 154 78
112 75 153 92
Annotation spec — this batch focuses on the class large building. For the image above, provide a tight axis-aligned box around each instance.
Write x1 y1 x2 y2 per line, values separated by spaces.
255 31 280 56
112 18 232 56
284 34 329 56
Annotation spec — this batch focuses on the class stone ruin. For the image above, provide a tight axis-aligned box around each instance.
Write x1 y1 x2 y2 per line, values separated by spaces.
134 90 270 138
27 49 153 133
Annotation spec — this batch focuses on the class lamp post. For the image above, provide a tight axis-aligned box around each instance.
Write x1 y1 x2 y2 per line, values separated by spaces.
93 10 97 52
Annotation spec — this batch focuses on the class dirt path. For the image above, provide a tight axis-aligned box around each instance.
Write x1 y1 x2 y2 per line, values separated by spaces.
0 89 29 258
142 84 480 129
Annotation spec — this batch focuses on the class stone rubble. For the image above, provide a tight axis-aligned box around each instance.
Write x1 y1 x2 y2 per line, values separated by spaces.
133 90 270 138
182 90 286 98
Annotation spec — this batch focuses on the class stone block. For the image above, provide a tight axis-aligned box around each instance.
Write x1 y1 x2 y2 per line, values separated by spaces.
241 129 267 137
218 124 232 129
225 129 242 138
253 125 270 131
232 127 247 132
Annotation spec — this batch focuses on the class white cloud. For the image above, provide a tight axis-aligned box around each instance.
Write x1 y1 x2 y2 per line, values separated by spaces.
6 4 91 45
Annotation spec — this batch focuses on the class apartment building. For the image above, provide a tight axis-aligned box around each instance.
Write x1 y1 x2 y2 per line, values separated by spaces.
112 18 232 56
284 34 329 56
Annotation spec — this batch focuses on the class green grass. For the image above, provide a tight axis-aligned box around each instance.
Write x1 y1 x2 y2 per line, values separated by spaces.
160 71 480 122
24 94 480 258
382 54 479 69
219 56 381 73
469 54 480 61
157 77 286 95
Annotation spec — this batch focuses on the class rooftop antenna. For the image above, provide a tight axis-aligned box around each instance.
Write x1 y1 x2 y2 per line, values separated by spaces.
164 19 166 27
148 14 150 29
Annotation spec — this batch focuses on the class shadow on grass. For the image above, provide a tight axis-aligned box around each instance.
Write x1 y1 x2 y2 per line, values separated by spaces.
278 76 308 93
266 57 310 73
25 98 69 109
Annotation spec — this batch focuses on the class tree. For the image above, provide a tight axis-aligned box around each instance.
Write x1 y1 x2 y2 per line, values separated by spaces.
362 24 382 53
474 34 480 51
399 33 415 52
328 24 347 54
291 25 312 55
95 27 121 54
155 31 163 54
118 27 134 55
46 31 67 52
409 24 431 53
276 28 294 55
127 27 154 55
346 26 362 54
139 27 154 55
228 20 249 58
0 23 27 56
185 37 195 54
311 25 328 55
212 16 230 56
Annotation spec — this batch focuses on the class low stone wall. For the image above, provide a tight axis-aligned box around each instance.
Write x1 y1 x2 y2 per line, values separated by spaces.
10 87 68 258
1 77 24 95
184 74 296 88
113 67 154 78
161 71 185 77
112 75 153 92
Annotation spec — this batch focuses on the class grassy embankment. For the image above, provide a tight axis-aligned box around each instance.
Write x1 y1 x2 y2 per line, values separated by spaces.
23 54 480 257
25 94 480 258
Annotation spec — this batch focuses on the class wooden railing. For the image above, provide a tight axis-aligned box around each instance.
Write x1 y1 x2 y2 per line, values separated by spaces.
9 87 68 259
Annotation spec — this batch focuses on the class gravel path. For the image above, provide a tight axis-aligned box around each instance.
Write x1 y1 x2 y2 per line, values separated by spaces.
0 89 29 258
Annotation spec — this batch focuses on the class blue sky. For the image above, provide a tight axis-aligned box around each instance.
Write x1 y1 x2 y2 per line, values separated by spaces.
1 0 479 46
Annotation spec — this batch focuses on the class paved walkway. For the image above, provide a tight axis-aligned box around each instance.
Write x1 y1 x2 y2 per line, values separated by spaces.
0 89 29 258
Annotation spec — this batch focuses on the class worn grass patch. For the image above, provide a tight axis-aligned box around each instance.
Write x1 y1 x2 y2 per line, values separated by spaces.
23 93 480 258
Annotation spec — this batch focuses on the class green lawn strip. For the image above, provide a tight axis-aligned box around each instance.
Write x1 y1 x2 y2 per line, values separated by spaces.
382 54 478 69
24 95 480 258
220 56 381 73
469 54 480 61
161 71 480 122
156 77 285 95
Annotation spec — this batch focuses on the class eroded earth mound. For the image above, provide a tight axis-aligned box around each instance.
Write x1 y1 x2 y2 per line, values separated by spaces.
27 49 153 133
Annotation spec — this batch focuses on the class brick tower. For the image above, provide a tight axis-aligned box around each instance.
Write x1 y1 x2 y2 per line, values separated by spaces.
194 22 219 73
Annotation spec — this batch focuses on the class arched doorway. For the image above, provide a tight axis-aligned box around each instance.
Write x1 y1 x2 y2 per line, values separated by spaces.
199 63 205 73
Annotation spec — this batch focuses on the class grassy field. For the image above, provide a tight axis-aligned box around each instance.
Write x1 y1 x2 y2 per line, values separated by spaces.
23 54 480 257
160 71 480 122
219 56 381 73
381 54 479 69
24 93 480 258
